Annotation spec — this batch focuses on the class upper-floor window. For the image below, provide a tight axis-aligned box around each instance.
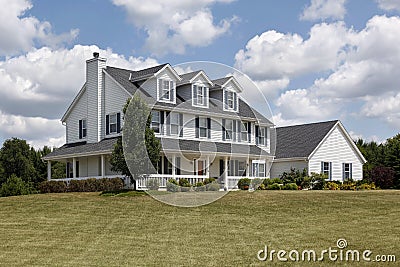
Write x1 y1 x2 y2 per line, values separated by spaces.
321 161 332 180
106 113 120 135
224 90 238 112
256 126 266 146
167 112 182 136
343 163 352 181
151 110 161 133
225 119 234 140
158 79 175 102
79 119 87 139
193 85 208 107
195 116 211 139
240 122 248 142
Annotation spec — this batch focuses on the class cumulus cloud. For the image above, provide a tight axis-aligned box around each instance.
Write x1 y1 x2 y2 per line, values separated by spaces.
235 15 400 134
300 0 347 21
375 0 400 11
112 0 237 56
361 93 400 129
235 22 350 80
0 0 78 56
0 45 158 148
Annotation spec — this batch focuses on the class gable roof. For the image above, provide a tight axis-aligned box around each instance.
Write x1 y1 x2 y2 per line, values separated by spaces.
274 120 339 159
178 70 214 86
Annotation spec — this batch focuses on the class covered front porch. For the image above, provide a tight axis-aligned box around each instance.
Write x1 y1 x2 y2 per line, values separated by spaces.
136 152 272 190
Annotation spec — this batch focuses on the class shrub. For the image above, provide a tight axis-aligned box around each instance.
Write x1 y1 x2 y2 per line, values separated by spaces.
300 176 312 190
0 175 34 197
282 183 298 190
39 180 67 193
310 173 327 190
68 180 86 192
206 182 220 191
325 181 340 190
357 182 376 190
203 177 216 185
237 178 251 190
280 168 308 185
178 178 191 192
258 183 266 190
366 166 396 189
263 178 282 186
146 179 159 191
166 179 179 192
251 178 264 190
266 183 281 190
340 181 357 191
195 182 206 192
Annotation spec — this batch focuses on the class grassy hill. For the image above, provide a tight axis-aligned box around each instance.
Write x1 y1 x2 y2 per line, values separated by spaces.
0 190 399 266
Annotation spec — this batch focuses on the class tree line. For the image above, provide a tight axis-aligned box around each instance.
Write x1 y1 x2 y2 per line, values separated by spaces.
356 133 400 189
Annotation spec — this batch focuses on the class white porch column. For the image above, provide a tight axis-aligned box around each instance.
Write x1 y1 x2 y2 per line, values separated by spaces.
47 161 52 181
72 157 77 179
172 154 176 179
101 155 105 178
224 156 228 190
246 158 250 177
206 156 210 178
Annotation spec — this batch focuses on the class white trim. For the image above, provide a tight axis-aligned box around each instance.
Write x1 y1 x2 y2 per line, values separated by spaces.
189 70 214 86
61 83 87 122
43 151 112 161
103 70 133 97
220 76 244 93
273 157 307 162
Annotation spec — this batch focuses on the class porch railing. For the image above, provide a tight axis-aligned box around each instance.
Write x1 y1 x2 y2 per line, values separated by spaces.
136 174 208 190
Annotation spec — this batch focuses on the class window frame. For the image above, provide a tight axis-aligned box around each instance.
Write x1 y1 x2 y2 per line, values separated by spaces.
169 112 180 136
151 110 161 134
322 161 331 179
252 162 266 177
258 127 265 146
240 122 248 142
109 113 118 134
199 117 208 138
343 163 352 180
225 119 233 140
162 80 171 101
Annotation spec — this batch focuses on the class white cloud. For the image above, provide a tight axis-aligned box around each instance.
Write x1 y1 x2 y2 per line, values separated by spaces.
112 0 237 56
0 45 158 147
300 0 347 21
0 0 78 56
376 0 400 11
235 22 350 80
361 93 400 129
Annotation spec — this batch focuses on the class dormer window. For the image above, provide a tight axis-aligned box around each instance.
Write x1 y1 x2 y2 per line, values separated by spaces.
158 79 175 103
192 84 209 108
223 90 238 112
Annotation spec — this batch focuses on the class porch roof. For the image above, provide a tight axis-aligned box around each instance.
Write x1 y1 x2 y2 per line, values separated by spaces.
42 137 118 160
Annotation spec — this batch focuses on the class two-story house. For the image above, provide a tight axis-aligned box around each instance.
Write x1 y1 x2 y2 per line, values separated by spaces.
43 53 366 189
43 53 274 190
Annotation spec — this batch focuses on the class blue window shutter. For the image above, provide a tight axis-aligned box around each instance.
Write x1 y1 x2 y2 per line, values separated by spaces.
219 159 224 176
176 157 181 175
79 120 82 139
350 163 352 179
106 115 109 135
179 113 183 137
329 162 332 180
255 125 259 145
117 113 121 133
205 87 209 107
321 161 324 174
248 122 251 142
166 111 171 136
195 116 199 138
192 85 197 104
223 90 227 109
264 127 267 146
163 156 168 175
222 119 226 141
233 92 237 111
342 163 345 181
160 111 164 135
232 120 236 141
237 121 241 142
170 81 174 102
207 118 211 139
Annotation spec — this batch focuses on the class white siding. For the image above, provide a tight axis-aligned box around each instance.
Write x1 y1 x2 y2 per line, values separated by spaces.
65 89 87 144
270 160 308 178
103 73 131 139
182 114 196 139
309 126 363 181
86 58 106 143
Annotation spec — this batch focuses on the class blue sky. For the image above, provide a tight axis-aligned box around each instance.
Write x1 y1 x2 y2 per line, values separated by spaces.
0 0 399 148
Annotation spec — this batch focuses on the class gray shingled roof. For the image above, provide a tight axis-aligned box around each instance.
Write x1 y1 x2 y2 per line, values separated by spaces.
42 137 119 160
212 77 232 87
178 70 202 85
130 63 168 82
274 120 338 159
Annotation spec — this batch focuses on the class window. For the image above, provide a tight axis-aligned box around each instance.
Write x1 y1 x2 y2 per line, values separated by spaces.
79 119 87 139
258 127 265 146
225 119 233 140
106 113 120 135
192 85 208 107
169 112 179 136
343 163 352 181
151 111 160 133
252 162 266 177
162 80 170 100
199 117 208 138
224 90 237 111
322 161 332 180
240 122 248 142
238 161 246 176
109 114 117 134
197 85 204 105
158 79 174 101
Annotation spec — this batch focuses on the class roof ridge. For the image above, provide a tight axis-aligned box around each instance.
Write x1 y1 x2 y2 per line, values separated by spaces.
276 120 339 129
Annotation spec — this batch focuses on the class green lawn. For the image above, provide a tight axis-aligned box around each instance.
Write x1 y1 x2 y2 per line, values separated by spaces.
0 190 399 266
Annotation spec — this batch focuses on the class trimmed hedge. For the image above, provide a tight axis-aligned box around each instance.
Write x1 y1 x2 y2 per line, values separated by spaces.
39 178 124 193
